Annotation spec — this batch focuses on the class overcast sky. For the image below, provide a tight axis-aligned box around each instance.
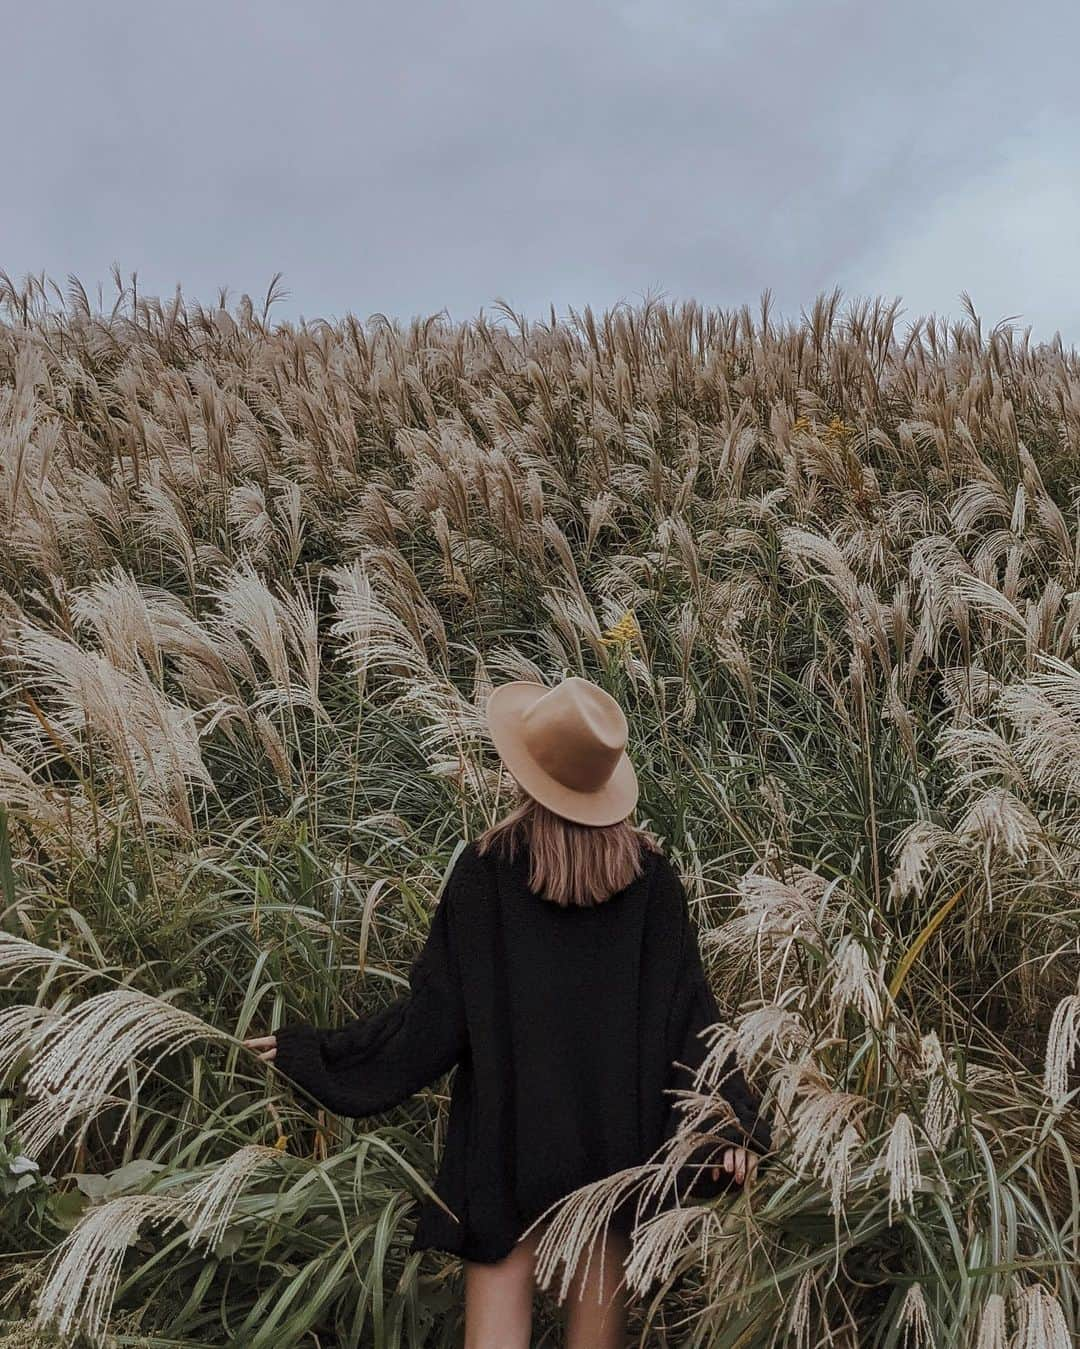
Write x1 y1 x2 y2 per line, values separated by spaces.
5 0 1079 347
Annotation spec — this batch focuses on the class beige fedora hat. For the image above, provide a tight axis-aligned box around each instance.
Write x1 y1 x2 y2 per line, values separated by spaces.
485 676 639 826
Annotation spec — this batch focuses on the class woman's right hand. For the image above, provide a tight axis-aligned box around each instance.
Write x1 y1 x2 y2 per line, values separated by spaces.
244 1034 277 1063
711 1146 758 1186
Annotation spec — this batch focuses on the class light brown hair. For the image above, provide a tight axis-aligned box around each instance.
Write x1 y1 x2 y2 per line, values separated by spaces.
475 784 662 907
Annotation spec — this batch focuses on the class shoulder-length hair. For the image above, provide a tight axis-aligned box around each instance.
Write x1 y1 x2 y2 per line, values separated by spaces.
475 784 662 907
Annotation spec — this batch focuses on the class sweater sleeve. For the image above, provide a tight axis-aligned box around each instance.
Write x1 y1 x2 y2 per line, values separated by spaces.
270 845 472 1119
661 858 773 1199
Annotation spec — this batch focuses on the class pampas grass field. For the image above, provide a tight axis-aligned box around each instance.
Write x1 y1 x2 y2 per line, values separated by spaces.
1 270 1079 1347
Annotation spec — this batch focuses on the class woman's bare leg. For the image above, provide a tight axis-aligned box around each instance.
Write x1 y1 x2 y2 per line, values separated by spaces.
564 1225 631 1349
463 1225 542 1349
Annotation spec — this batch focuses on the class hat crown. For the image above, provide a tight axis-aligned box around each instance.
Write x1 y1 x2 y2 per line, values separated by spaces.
519 676 627 793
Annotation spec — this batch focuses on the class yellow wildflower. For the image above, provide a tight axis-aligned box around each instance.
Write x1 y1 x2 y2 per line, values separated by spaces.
600 610 640 646
273 1134 289 1152
822 415 855 443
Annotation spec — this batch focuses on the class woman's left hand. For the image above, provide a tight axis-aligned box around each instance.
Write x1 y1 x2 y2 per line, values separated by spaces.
710 1146 758 1185
244 1034 277 1063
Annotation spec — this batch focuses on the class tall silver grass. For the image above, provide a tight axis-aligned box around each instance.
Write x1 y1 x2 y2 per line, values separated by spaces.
1 278 1079 1344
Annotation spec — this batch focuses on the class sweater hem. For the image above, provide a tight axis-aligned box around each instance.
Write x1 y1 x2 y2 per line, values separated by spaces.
411 1234 521 1265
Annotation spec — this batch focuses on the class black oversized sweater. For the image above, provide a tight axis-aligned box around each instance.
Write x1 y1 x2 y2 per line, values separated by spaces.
271 837 773 1264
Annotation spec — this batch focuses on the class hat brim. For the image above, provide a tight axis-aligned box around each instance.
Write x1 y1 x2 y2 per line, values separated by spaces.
485 681 639 827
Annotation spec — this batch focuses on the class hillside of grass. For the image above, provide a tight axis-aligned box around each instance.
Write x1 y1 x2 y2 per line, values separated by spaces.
1 276 1078 1346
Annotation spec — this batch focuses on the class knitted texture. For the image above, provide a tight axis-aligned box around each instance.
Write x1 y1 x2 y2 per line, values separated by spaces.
273 839 772 1263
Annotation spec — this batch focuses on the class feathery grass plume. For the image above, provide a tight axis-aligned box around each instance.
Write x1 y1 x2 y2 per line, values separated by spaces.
886 820 969 904
780 1072 871 1190
936 661 1006 722
896 1281 934 1348
883 664 921 770
974 1292 1008 1349
585 491 616 552
274 580 322 711
527 1164 653 1303
226 481 274 560
1007 1282 1072 1349
712 868 833 975
33 1193 182 1343
953 573 1029 646
593 556 654 616
663 514 703 593
955 786 1045 900
17 987 231 1152
936 725 1031 807
699 1006 808 1087
908 534 974 662
427 505 476 600
540 587 608 667
206 555 325 718
11 624 213 835
326 558 435 692
478 644 549 685
0 932 93 980
949 469 1015 538
824 935 890 1034
1043 986 1080 1105
712 605 758 711
821 1121 864 1225
779 525 862 615
542 517 592 601
0 1004 65 1080
785 1269 815 1349
137 477 199 595
918 1032 960 1149
393 676 491 799
1017 445 1074 555
869 1111 922 1225
10 1089 131 1162
70 566 177 681
340 478 411 548
620 1203 728 1301
685 1008 798 1159
251 710 294 787
178 1142 291 1248
998 656 1080 800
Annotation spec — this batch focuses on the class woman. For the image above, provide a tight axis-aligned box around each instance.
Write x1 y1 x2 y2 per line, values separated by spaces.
244 675 773 1349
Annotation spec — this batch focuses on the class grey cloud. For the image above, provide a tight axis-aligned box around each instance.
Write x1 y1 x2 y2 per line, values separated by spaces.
3 0 1078 344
